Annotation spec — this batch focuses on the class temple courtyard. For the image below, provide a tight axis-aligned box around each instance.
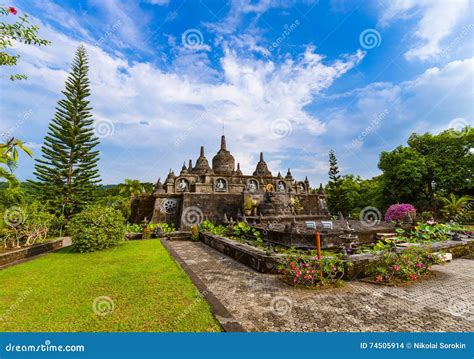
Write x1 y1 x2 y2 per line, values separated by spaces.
167 240 473 332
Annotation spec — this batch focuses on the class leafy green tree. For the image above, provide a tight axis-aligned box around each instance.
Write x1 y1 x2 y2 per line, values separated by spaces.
378 128 473 213
119 179 143 198
379 146 429 208
0 5 50 80
0 138 32 188
337 175 382 217
326 150 350 216
32 46 100 218
0 5 49 188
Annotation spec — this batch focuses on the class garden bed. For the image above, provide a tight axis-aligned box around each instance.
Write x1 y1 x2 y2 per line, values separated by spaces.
200 232 474 279
359 271 441 287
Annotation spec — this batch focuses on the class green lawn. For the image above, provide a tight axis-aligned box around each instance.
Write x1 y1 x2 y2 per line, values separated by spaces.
0 240 221 332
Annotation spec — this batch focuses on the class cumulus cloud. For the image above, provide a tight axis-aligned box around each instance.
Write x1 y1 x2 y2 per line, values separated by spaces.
1 10 364 183
317 56 474 179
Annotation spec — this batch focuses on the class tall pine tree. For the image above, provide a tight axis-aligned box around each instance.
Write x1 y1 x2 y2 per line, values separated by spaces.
326 150 349 217
33 45 100 217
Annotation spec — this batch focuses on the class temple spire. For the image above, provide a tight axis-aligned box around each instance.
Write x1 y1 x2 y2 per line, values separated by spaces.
260 152 264 161
188 159 193 170
220 135 227 151
200 146 204 157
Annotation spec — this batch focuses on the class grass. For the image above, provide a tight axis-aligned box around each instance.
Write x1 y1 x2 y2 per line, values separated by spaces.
0 240 221 332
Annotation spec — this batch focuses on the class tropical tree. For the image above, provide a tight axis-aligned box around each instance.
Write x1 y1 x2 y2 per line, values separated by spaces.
378 128 473 213
119 179 143 198
32 46 100 218
0 5 49 188
0 5 50 80
326 150 350 216
438 194 472 220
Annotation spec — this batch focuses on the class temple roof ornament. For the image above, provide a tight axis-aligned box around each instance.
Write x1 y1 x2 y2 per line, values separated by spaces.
253 152 272 177
285 168 293 180
180 162 188 175
212 135 235 175
234 162 243 176
192 146 213 175
153 178 165 193
165 169 176 184
188 159 193 171
318 183 325 194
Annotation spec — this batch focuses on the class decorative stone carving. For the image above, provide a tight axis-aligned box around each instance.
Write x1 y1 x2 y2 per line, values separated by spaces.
214 178 227 192
277 180 286 192
176 178 189 192
247 179 258 192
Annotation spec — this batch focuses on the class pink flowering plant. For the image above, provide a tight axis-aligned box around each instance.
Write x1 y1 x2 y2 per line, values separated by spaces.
278 254 350 287
371 246 441 284
384 203 417 223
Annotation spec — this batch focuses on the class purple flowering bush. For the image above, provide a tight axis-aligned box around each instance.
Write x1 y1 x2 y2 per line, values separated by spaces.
384 203 417 223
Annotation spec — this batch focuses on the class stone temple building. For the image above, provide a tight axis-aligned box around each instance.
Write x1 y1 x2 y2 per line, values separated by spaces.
130 135 329 228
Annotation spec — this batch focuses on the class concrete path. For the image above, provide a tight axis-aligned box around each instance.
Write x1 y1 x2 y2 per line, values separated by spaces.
167 240 474 332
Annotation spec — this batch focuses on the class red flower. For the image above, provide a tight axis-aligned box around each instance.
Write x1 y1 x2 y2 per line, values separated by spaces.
409 274 418 281
415 263 425 268
8 7 17 15
375 275 383 282
392 265 401 271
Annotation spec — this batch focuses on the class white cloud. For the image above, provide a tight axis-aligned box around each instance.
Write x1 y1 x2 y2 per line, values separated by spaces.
317 56 474 179
3 11 364 183
379 0 471 61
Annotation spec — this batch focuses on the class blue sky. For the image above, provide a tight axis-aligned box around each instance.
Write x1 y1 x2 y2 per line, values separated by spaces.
1 0 473 185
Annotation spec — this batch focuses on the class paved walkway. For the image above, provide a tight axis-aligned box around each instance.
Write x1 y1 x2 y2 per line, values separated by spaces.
168 241 474 332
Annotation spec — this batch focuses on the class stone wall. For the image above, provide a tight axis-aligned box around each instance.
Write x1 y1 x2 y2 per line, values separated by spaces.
0 238 69 268
130 195 155 224
180 193 241 229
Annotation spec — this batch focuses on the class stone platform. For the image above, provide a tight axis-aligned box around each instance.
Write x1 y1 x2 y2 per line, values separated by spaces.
166 240 474 332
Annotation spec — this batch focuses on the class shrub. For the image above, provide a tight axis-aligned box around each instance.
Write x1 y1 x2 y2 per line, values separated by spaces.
384 203 416 222
147 222 175 234
371 246 441 283
199 220 228 236
279 254 349 287
1 202 57 249
67 205 125 253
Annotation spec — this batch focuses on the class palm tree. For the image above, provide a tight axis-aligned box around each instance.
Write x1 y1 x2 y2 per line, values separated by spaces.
438 194 472 220
119 179 143 198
